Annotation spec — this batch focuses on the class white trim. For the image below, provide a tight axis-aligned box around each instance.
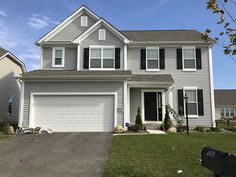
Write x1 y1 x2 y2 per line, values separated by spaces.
0 52 26 72
36 6 100 44
182 46 197 71
123 81 128 127
124 44 127 70
183 86 199 118
81 16 88 27
141 89 165 123
77 44 80 70
98 29 106 40
208 46 216 127
52 47 65 67
40 46 43 69
18 81 24 127
29 92 118 130
127 85 131 123
73 19 130 44
146 47 160 71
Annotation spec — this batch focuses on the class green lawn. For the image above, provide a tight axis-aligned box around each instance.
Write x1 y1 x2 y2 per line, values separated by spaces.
103 133 236 177
0 132 8 140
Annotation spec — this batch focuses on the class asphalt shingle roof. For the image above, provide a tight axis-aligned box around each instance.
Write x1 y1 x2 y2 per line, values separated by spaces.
215 90 236 106
130 74 174 83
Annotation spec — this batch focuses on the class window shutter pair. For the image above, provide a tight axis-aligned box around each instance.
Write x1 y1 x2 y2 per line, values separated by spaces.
140 49 165 70
177 89 204 116
83 48 120 69
176 48 202 70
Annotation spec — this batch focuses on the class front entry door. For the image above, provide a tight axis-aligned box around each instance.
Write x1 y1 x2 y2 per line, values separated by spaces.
144 92 158 121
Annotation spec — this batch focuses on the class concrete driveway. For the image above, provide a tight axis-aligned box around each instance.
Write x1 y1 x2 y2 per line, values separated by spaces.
0 133 112 177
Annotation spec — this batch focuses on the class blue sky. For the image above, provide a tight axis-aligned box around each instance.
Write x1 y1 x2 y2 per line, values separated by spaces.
0 0 235 89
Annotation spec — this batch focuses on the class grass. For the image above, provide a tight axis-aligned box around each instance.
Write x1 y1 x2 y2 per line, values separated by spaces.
0 132 9 140
103 133 236 177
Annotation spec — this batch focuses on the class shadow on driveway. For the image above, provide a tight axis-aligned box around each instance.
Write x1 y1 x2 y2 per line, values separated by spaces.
0 133 112 177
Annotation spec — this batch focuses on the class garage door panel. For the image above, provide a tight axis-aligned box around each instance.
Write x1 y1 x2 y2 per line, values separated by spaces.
33 95 114 132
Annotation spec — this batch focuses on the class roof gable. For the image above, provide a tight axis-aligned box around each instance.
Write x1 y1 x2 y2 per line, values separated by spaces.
36 5 100 45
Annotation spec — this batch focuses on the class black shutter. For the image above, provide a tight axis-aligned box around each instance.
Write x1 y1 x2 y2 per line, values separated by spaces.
197 89 204 116
140 49 146 69
160 48 165 70
115 48 120 69
196 48 202 69
84 48 89 69
177 48 182 69
178 89 184 116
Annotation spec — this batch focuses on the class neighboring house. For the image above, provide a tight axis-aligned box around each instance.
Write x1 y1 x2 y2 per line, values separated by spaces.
0 47 26 123
215 90 236 120
17 6 215 132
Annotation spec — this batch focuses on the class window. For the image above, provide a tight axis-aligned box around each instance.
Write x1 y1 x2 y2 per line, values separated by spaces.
98 29 106 40
184 88 198 116
90 47 114 69
220 108 235 117
146 48 159 70
81 16 88 27
182 47 196 70
52 47 64 67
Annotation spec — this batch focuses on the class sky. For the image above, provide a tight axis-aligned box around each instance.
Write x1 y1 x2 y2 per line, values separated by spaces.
0 0 235 89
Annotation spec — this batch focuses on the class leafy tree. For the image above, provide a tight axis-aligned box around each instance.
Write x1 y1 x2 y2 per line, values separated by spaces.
135 107 142 127
202 0 236 61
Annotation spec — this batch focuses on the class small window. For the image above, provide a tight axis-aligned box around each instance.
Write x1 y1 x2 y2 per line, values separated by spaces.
221 108 224 117
98 29 106 40
182 47 196 70
81 16 88 27
146 48 159 70
184 88 198 116
52 48 64 67
230 108 235 117
225 108 230 117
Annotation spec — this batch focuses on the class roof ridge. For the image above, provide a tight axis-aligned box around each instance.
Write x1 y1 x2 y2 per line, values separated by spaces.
120 29 197 32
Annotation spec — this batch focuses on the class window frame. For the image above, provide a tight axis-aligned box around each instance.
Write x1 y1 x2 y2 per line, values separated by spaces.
52 47 65 67
220 107 235 117
89 46 115 70
182 46 196 71
146 47 160 71
98 29 106 40
183 87 198 118
81 16 88 27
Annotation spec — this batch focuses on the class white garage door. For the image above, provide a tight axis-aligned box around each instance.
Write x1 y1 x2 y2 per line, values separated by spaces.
32 95 114 132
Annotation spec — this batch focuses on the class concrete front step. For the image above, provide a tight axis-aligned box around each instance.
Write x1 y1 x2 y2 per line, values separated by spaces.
144 123 162 130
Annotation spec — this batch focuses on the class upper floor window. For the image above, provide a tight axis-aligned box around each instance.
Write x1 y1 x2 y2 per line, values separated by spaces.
81 16 88 27
184 87 198 117
221 108 235 117
98 29 106 40
182 47 196 71
89 47 115 69
52 47 65 67
146 47 159 71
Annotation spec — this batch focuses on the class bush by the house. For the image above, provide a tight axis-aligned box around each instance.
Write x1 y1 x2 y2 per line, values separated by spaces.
195 126 206 132
135 107 142 127
164 105 172 131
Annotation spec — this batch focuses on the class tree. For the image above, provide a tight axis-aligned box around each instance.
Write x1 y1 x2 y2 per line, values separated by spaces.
135 107 142 127
202 0 236 61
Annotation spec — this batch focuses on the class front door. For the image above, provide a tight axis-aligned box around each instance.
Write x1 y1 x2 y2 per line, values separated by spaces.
144 92 158 121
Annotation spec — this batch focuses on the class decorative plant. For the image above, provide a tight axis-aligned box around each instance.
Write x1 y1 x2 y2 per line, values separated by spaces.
164 105 172 131
135 107 142 127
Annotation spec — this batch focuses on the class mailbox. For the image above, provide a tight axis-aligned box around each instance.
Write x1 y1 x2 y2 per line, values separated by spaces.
201 147 236 177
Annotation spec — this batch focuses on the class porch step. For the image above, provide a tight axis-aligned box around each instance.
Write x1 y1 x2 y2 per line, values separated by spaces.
144 123 162 130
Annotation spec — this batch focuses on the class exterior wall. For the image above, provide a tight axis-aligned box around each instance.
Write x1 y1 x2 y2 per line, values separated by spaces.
42 47 77 70
0 56 22 123
49 11 97 41
22 81 124 128
80 25 124 70
128 46 212 127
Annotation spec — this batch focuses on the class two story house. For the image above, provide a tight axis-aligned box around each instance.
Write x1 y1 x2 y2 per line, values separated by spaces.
18 6 215 132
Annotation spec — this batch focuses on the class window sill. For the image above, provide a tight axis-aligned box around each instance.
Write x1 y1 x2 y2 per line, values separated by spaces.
184 115 199 119
146 69 160 72
52 65 64 68
182 69 197 72
89 68 115 70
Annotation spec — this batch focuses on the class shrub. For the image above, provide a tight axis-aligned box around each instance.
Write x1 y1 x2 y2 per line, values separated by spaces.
135 107 142 127
210 127 222 132
195 126 205 132
164 105 172 131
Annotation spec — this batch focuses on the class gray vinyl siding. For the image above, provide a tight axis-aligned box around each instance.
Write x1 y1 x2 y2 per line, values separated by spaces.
49 12 97 41
128 47 212 127
42 47 77 70
80 25 124 70
22 82 124 128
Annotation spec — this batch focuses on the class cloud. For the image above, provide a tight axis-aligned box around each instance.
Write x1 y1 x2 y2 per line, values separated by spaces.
147 0 169 13
27 14 58 29
0 10 7 17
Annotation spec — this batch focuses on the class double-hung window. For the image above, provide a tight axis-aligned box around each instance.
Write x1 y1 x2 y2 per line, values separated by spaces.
146 47 159 70
52 47 64 67
184 88 198 116
81 16 88 27
182 47 196 70
90 47 115 69
220 108 235 118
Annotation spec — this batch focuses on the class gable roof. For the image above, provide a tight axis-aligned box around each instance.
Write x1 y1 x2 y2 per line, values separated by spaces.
215 90 236 106
121 30 214 44
0 47 26 72
72 19 130 44
36 5 100 45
